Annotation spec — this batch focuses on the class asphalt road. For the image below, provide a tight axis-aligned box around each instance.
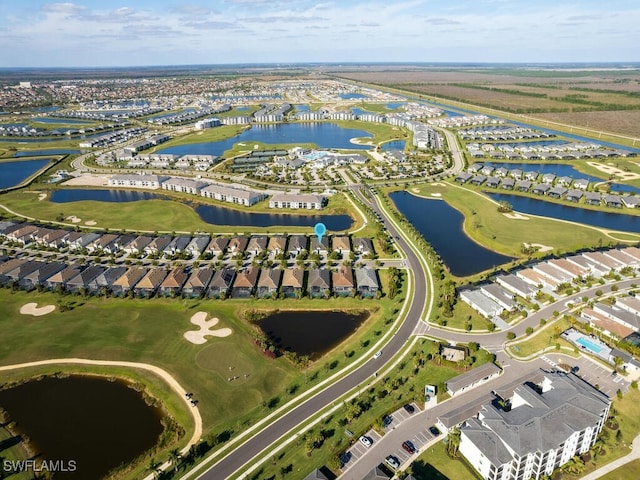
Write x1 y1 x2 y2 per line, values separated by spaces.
196 181 431 479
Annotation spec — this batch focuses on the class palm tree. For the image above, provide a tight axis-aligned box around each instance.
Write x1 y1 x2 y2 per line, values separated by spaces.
168 448 182 472
146 459 162 480
446 427 461 457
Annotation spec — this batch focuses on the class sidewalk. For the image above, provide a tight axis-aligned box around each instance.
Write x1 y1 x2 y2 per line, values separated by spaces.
580 433 640 480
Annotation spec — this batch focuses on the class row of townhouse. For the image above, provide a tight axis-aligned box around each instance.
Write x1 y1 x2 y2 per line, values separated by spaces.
0 258 380 299
0 221 375 259
460 246 640 318
78 127 146 148
99 152 218 171
147 105 231 126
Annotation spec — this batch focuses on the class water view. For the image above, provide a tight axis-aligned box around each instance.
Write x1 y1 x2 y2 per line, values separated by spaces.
488 192 640 233
258 310 369 359
0 159 51 189
14 149 81 157
0 375 165 480
195 204 354 230
49 189 354 230
390 191 513 276
158 122 373 156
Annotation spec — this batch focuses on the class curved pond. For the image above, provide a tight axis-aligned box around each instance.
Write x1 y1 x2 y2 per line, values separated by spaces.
488 192 640 233
14 149 80 157
0 159 52 189
32 117 95 125
0 375 164 480
49 189 354 230
390 191 513 276
258 310 369 360
157 122 373 156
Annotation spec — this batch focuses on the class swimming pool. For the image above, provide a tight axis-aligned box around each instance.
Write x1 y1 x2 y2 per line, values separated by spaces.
576 337 604 354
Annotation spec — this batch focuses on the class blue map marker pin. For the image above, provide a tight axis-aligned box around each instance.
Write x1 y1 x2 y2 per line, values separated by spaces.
314 222 326 244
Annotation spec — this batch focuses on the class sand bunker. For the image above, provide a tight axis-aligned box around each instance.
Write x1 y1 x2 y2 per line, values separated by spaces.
431 182 446 187
85 220 97 226
184 312 232 344
66 216 82 223
503 212 529 220
524 242 554 253
20 303 55 316
587 162 640 181
38 193 47 201
430 193 442 197
412 188 420 193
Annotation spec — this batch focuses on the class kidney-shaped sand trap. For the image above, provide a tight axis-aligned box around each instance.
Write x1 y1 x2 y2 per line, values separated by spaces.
184 312 232 345
20 303 56 316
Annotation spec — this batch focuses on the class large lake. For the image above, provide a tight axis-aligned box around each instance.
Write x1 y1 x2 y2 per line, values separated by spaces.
0 159 51 189
157 122 373 156
49 189 354 230
258 310 369 360
390 191 513 276
0 376 164 480
488 192 640 233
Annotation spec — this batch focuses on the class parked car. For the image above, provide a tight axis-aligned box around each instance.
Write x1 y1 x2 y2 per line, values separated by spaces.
359 435 372 448
429 426 441 436
403 404 415 414
402 440 416 454
383 415 393 426
385 455 400 470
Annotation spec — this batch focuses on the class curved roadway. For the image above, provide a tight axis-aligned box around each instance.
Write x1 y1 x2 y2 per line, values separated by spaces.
197 183 430 478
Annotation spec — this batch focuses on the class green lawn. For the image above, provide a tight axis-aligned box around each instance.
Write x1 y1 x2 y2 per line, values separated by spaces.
0 188 360 235
507 316 575 358
0 426 31 480
600 459 640 480
409 441 481 480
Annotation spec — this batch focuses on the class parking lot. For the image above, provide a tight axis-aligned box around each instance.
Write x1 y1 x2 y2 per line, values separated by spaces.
541 355 630 398
341 402 441 473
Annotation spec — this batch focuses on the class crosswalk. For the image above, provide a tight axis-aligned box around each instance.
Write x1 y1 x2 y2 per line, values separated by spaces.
541 355 557 368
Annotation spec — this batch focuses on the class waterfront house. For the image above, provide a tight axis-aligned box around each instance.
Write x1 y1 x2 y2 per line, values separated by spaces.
308 268 331 298
332 266 355 297
485 176 500 188
281 268 305 297
257 268 282 297
185 235 210 258
267 235 287 254
247 236 268 255
163 236 192 257
515 180 532 192
455 172 472 184
557 176 573 187
541 173 556 184
500 178 515 190
269 193 324 210
231 266 259 298
547 186 567 199
574 178 590 190
585 192 602 206
621 196 640 209
228 236 249 255
310 236 329 255
287 235 308 257
144 235 172 256
355 268 379 297
124 235 153 255
206 237 229 257
603 194 622 208
470 175 487 186
565 189 584 202
524 171 538 181
510 168 523 180
331 236 351 255
532 183 551 195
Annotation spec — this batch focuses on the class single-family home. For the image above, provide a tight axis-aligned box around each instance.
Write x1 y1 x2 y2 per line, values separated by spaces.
208 268 236 298
247 236 268 255
353 238 374 256
111 267 147 296
185 236 211 258
310 236 329 255
228 236 249 255
287 235 308 257
257 268 282 298
332 266 355 297
86 266 128 295
45 264 85 292
134 268 168 297
66 265 106 294
307 268 331 298
267 235 287 254
355 268 379 298
182 267 214 298
565 189 584 202
158 267 189 297
206 237 229 257
231 266 259 298
281 268 305 298
20 261 67 290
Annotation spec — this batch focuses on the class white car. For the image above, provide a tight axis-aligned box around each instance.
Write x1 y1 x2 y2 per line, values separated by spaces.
373 351 382 359
359 435 372 448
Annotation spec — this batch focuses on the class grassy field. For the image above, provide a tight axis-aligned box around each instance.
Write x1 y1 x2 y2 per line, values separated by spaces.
599 459 640 480
0 188 361 235
507 316 575 358
406 182 621 259
409 441 481 480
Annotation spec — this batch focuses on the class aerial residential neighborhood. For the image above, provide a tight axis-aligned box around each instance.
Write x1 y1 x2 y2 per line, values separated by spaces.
1 2 640 480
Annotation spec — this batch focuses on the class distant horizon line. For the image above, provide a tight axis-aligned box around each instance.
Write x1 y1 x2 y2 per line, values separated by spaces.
2 61 640 71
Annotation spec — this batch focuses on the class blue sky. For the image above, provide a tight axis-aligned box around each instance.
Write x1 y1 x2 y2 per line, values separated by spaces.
1 1 639 67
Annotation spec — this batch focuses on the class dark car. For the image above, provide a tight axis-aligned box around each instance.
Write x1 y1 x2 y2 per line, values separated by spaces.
402 440 416 454
403 404 415 414
429 426 440 436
